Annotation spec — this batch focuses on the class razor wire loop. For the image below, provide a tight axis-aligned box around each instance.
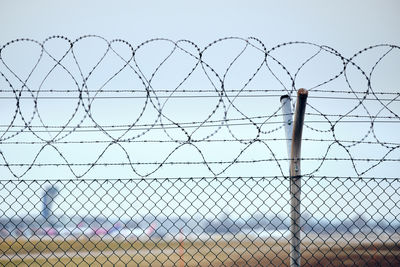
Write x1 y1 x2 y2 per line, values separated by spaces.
0 36 398 180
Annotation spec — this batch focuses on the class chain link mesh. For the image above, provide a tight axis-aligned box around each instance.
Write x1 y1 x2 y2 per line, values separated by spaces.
1 177 399 266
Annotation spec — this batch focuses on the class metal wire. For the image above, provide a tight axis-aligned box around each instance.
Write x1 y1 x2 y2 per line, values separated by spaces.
0 36 399 266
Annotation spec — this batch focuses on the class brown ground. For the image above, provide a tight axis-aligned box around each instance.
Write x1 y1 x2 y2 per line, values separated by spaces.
1 235 399 266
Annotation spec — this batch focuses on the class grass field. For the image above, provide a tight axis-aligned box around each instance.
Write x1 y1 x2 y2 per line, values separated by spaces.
1 234 399 266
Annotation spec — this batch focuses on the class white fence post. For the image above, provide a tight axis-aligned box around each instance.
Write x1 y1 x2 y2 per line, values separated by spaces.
280 95 293 157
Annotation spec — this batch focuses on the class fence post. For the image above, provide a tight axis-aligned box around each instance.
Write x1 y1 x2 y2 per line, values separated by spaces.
281 89 308 267
280 95 293 157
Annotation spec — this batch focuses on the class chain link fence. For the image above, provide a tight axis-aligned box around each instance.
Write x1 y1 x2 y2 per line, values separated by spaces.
0 37 399 266
1 177 399 266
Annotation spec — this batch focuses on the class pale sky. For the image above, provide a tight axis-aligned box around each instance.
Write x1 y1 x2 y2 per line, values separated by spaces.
1 0 399 49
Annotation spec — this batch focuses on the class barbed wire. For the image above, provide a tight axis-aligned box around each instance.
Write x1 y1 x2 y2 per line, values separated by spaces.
0 138 398 146
1 88 399 94
0 93 399 101
0 36 399 180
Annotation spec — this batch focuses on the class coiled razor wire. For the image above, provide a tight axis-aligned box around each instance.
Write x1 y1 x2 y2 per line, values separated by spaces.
0 36 399 266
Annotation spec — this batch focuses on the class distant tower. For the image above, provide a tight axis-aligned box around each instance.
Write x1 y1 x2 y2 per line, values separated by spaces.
41 186 59 221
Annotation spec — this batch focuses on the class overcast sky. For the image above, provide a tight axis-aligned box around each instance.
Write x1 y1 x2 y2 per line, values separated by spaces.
1 0 399 49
